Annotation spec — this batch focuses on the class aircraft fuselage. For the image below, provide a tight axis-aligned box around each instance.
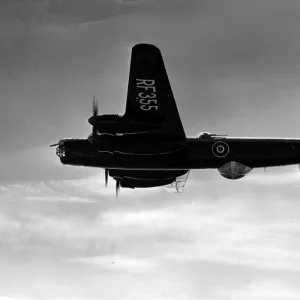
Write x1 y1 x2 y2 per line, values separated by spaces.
56 137 300 170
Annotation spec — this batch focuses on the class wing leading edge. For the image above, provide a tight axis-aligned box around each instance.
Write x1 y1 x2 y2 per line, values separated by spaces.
124 43 186 142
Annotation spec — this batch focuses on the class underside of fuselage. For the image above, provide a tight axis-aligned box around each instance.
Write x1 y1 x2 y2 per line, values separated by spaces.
53 136 300 191
56 137 300 170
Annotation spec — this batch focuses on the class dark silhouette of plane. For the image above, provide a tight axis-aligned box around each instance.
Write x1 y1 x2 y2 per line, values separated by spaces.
51 43 300 196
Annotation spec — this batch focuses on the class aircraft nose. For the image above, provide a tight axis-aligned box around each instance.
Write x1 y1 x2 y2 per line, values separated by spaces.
56 142 66 158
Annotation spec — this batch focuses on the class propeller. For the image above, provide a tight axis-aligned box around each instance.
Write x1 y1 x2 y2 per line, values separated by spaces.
105 169 108 187
92 96 98 136
116 179 121 197
93 96 98 117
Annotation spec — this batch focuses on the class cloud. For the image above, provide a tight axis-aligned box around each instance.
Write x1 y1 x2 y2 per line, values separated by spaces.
95 187 300 271
1 164 300 271
116 0 155 4
0 171 167 262
66 254 158 273
222 280 300 300
0 0 114 27
1 167 300 298
162 242 300 271
0 297 35 300
244 168 300 186
0 0 160 30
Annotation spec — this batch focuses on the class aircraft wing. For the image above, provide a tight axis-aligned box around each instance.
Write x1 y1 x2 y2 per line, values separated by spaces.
124 43 186 142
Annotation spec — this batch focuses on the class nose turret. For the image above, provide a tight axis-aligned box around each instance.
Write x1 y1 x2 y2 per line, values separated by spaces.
52 140 66 158
56 145 65 158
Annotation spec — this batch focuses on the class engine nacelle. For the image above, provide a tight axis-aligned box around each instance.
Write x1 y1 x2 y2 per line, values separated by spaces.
218 161 252 180
88 115 161 135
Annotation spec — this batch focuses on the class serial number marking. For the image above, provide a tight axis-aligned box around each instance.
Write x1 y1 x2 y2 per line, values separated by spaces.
138 92 156 98
139 99 157 105
136 79 158 111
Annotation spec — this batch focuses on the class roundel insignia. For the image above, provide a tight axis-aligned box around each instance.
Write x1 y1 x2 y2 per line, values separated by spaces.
212 141 229 158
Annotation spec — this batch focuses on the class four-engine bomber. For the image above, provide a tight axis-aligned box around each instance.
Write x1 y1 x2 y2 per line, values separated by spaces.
52 44 300 195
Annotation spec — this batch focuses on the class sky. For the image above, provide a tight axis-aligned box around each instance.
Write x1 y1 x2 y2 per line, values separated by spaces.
1 0 300 299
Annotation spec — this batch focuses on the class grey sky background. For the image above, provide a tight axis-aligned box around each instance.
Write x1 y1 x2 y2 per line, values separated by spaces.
1 0 300 299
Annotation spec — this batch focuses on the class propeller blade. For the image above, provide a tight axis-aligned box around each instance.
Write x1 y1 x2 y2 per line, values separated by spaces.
92 96 98 136
116 179 120 197
92 125 97 136
93 96 98 116
105 169 108 187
